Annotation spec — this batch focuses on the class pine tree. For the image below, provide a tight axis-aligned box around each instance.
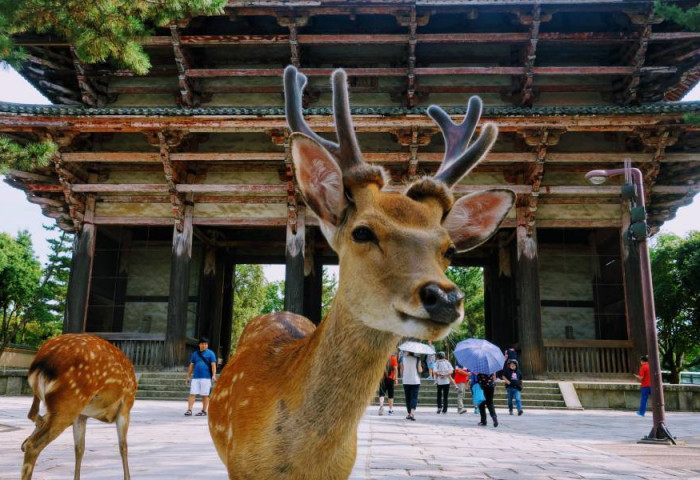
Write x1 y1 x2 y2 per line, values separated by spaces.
654 2 700 31
0 0 225 74
0 136 57 173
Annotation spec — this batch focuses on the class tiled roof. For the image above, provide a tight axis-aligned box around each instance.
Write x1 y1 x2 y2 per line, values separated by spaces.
2 101 700 117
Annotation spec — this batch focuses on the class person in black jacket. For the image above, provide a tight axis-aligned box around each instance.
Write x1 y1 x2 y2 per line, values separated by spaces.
501 359 523 416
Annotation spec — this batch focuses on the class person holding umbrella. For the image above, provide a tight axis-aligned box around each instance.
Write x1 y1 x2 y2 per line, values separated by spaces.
453 338 504 427
399 341 432 421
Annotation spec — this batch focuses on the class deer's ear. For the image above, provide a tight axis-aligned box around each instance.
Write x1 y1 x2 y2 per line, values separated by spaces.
290 133 346 240
443 190 515 252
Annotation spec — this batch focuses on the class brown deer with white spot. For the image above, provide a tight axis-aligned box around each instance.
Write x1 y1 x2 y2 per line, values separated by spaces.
21 333 137 479
208 66 515 480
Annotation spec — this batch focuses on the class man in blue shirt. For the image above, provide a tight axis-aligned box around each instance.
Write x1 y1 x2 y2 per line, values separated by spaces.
185 337 217 416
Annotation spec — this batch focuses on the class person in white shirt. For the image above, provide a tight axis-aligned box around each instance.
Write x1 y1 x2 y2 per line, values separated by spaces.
434 352 454 414
400 352 423 421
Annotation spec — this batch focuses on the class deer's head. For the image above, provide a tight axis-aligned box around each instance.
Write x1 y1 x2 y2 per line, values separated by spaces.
285 66 514 340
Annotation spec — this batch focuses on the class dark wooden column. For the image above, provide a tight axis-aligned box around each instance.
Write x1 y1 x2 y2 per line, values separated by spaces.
164 202 193 368
111 229 132 332
197 245 217 340
284 209 305 314
516 218 545 378
64 195 96 334
208 251 226 359
620 206 648 365
303 254 323 325
485 233 517 350
220 262 234 364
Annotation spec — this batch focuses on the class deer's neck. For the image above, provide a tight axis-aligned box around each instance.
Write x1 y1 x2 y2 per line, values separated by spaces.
296 295 398 439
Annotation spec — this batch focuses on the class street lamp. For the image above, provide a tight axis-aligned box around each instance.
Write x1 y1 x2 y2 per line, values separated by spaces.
585 166 674 444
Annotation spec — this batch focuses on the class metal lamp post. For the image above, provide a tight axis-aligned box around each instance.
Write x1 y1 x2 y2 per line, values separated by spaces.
585 165 674 444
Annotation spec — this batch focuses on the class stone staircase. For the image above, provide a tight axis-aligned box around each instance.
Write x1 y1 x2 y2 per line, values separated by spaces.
374 380 567 410
136 372 567 410
136 371 191 400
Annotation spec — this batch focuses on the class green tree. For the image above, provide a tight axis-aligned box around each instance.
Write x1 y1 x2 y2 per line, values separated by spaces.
19 225 73 346
0 136 57 174
0 231 42 359
1 0 225 74
433 266 485 357
651 232 700 383
654 2 700 31
261 280 284 314
321 266 338 320
230 264 266 352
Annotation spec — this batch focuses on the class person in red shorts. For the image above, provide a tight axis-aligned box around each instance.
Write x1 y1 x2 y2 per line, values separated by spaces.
634 355 651 416
378 353 398 416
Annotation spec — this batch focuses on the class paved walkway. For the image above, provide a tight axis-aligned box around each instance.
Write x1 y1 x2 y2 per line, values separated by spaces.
1 397 699 479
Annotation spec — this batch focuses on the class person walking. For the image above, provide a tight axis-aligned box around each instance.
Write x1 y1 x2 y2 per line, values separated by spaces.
453 363 469 414
401 351 422 421
185 337 217 417
634 355 651 416
501 359 523 416
476 372 498 427
378 352 399 416
434 352 454 414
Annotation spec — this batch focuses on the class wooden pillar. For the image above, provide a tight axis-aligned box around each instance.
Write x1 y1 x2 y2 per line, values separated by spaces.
64 195 96 334
220 262 234 364
485 233 517 351
164 202 193 368
197 245 217 340
303 254 323 325
621 206 648 366
284 209 305 314
208 251 226 360
516 221 545 378
111 229 132 332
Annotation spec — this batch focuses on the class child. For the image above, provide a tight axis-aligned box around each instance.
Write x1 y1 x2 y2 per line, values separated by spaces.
502 359 523 416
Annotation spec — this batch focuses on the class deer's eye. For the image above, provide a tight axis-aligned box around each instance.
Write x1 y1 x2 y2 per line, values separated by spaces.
444 245 457 261
352 226 377 244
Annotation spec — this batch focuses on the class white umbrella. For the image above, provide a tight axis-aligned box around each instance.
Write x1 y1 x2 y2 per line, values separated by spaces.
398 341 435 355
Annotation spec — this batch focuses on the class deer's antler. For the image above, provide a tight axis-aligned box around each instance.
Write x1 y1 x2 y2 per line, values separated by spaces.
428 96 498 188
284 65 363 173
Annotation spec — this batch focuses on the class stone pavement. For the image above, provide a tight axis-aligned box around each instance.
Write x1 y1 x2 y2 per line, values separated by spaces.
1 396 699 479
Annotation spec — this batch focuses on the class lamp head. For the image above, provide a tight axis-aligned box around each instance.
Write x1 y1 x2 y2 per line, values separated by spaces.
585 170 610 185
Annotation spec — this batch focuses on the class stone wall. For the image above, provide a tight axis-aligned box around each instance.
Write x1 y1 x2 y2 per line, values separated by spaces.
0 371 31 396
0 346 36 369
574 382 700 412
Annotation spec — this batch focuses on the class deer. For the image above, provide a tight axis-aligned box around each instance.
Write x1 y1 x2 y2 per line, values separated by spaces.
21 333 138 480
208 65 515 480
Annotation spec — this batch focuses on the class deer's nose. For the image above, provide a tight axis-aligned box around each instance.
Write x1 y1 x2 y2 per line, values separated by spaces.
419 283 464 324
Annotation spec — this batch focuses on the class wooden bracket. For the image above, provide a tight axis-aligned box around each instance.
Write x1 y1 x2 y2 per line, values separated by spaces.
519 4 541 107
170 23 197 107
69 47 106 107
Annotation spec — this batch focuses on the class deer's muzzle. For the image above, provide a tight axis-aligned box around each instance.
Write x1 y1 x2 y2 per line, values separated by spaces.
419 283 464 325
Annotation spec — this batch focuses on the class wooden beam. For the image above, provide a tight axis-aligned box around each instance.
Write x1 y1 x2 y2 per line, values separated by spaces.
69 46 100 107
4 111 690 133
57 151 700 165
184 66 675 78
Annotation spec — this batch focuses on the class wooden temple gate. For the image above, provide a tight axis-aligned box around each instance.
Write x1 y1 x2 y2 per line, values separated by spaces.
3 0 700 377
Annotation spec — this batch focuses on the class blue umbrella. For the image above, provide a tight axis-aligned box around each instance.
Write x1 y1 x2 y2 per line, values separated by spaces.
453 338 504 374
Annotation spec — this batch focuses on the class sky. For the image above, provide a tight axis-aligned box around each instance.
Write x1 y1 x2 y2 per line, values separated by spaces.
1 66 699 280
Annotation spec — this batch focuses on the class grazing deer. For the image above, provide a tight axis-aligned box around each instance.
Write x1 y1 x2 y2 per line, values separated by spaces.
208 66 515 480
21 333 137 479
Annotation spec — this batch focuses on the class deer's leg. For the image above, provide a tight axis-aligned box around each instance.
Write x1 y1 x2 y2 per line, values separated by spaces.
115 402 131 480
27 395 43 426
21 414 73 480
72 415 87 480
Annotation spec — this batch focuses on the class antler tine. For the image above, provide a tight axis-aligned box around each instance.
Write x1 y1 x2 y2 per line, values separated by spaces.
428 96 498 187
331 69 363 171
284 65 339 154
